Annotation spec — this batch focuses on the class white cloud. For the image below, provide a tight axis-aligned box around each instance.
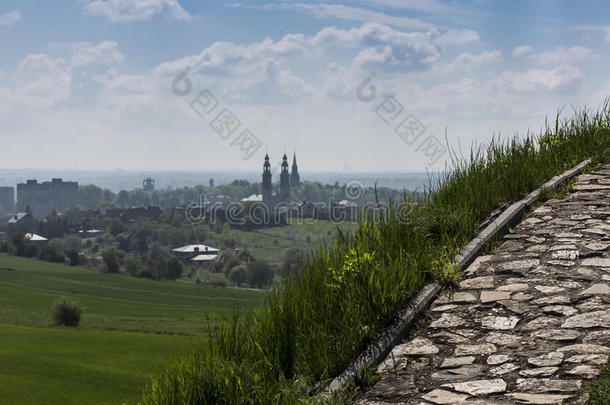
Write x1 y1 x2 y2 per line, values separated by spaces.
435 29 480 48
80 0 191 22
0 10 22 26
530 46 595 65
451 50 502 66
496 65 585 93
512 45 532 57
70 41 125 67
232 3 434 30
347 0 450 12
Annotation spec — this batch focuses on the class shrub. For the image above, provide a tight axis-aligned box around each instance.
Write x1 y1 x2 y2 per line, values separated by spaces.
228 264 248 286
51 296 82 327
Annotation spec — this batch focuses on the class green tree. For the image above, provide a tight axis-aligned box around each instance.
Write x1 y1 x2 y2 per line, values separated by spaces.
102 248 119 273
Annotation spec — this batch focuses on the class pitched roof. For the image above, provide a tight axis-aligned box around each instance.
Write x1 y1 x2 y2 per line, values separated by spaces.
8 212 30 224
172 244 219 254
190 254 219 262
24 233 47 241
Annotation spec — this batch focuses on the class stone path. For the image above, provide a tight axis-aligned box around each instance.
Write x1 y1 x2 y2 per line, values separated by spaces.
358 164 610 405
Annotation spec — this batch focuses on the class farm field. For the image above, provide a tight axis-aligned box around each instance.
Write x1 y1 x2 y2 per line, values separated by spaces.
207 219 360 266
0 254 265 404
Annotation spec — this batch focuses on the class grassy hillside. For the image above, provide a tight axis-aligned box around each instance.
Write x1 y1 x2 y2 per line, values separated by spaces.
0 254 264 404
141 105 610 404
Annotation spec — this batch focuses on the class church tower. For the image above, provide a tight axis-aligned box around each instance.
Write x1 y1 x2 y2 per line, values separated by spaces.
290 153 300 186
262 154 272 204
280 153 290 201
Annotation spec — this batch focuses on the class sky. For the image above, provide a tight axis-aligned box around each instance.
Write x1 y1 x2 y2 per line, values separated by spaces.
1 0 610 173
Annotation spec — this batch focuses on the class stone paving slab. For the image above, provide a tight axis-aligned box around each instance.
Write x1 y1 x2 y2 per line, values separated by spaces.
358 164 610 405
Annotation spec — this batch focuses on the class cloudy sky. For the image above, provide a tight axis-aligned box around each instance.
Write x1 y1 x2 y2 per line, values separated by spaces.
1 0 609 172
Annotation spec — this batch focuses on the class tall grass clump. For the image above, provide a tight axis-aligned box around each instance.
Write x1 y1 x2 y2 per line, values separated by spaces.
142 103 610 404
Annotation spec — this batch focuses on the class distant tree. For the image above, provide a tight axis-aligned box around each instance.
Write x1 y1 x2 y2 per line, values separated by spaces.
228 264 248 287
66 249 79 266
166 256 184 280
248 260 273 288
10 232 25 256
108 219 125 236
102 248 119 273
116 190 131 208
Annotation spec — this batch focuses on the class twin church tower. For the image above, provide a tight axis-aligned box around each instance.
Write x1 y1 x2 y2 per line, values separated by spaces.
262 153 300 205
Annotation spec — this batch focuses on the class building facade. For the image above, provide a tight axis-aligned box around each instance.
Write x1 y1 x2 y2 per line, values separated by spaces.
17 178 78 218
0 186 14 214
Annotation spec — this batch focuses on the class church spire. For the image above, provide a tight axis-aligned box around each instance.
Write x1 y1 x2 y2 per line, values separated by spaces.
290 152 300 186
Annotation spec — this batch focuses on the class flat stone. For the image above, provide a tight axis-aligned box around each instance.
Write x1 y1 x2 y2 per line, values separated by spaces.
499 300 536 315
583 242 609 251
512 293 534 301
550 250 579 260
562 310 610 328
505 393 572 404
554 232 583 239
485 332 521 345
541 305 578 316
566 365 600 379
370 374 417 398
499 260 539 273
583 330 610 344
523 317 562 331
430 313 466 328
455 343 497 356
440 356 476 368
487 355 511 365
441 379 507 396
480 291 511 303
565 354 608 365
460 276 494 289
481 316 519 330
530 295 571 305
497 283 530 292
546 260 575 267
528 352 564 367
519 367 559 377
421 389 470 404
528 236 547 243
581 257 610 267
515 378 582 393
430 331 471 344
489 363 520 375
464 255 493 275
531 329 581 341
576 297 609 312
580 283 610 295
448 292 479 304
549 244 578 251
431 365 486 380
399 337 439 355
527 245 548 252
557 344 610 354
534 285 566 294
431 304 459 312
576 268 599 278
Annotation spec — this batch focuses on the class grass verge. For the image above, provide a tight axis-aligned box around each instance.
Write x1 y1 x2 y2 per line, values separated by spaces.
142 103 610 404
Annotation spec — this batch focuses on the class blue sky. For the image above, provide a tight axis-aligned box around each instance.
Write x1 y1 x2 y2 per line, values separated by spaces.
1 0 610 172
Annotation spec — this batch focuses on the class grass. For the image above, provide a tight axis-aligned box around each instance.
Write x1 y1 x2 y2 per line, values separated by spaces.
586 361 610 404
141 102 610 404
0 254 263 335
0 254 265 404
0 324 192 405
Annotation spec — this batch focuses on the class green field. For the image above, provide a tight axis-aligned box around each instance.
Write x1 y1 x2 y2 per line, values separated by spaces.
208 219 359 266
0 254 264 404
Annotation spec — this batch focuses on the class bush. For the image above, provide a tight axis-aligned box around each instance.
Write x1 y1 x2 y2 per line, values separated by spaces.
51 296 82 327
66 249 79 266
39 245 65 263
228 264 248 286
